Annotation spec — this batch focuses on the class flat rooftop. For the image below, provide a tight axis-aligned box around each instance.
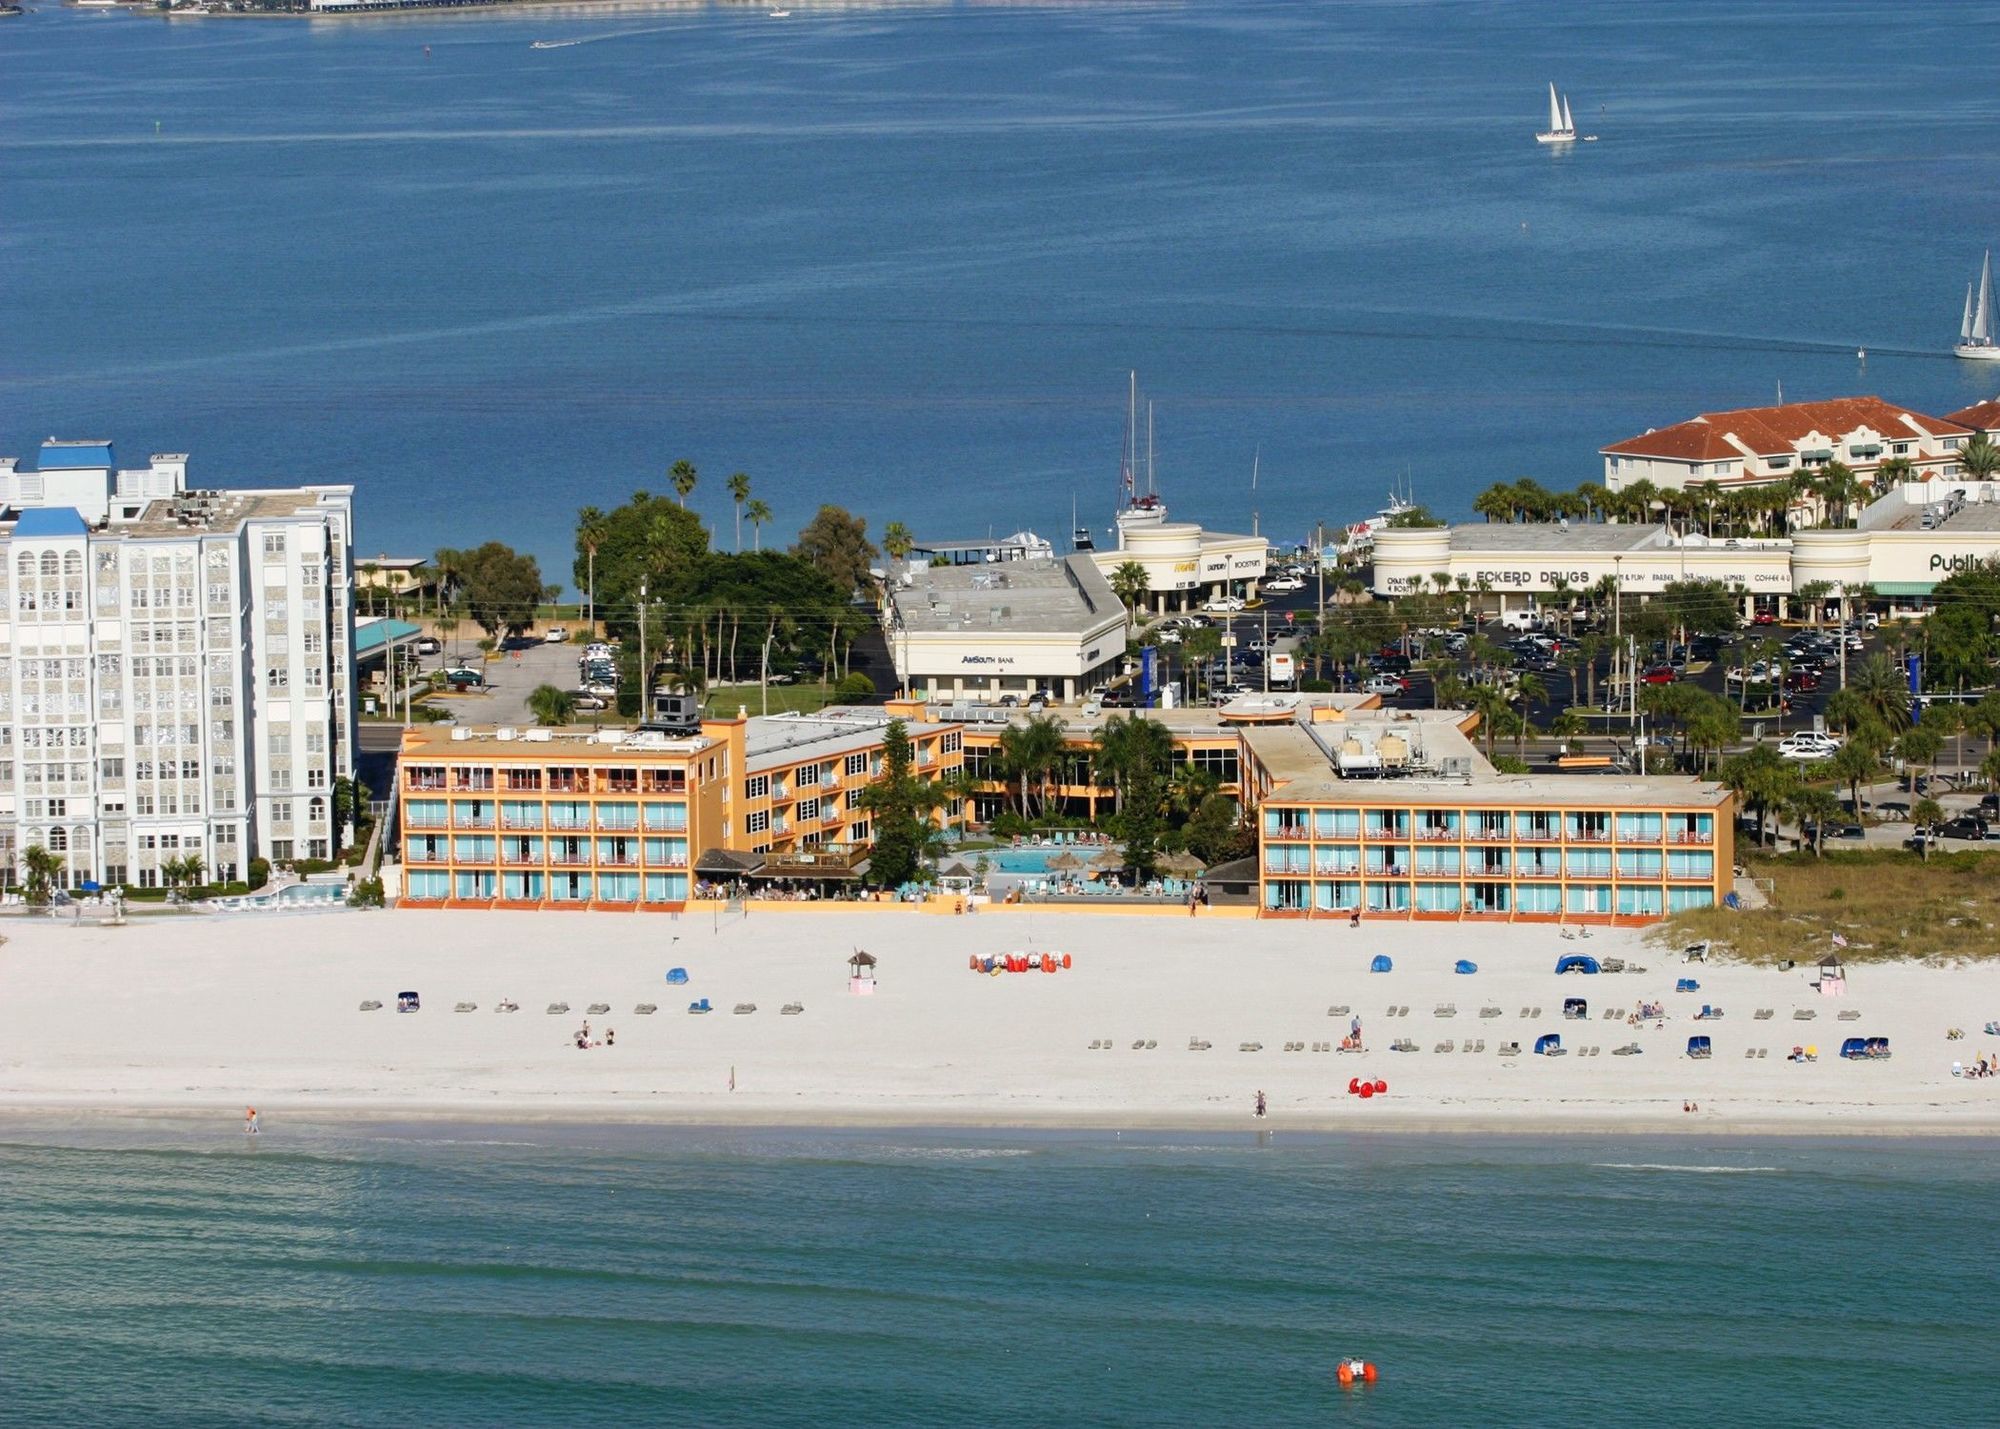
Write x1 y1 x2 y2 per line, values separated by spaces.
400 724 714 759
1448 523 1669 554
743 707 955 770
1883 502 2000 534
892 554 1119 636
121 487 341 538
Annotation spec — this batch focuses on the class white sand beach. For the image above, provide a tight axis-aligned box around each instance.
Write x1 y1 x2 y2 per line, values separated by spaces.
2 906 1998 1134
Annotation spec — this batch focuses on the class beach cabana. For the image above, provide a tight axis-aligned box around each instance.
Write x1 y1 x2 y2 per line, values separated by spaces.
1534 1033 1562 1055
1687 1035 1712 1059
1555 954 1600 975
1370 954 1393 973
1839 1036 1866 1059
1562 997 1587 1019
665 967 689 985
848 950 878 997
1816 954 1848 998
1454 959 1478 975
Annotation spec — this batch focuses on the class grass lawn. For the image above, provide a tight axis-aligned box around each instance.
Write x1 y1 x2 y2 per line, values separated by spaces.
1654 849 2000 963
700 682 834 718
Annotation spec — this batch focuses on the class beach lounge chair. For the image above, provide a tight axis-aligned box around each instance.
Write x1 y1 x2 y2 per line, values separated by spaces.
1757 1047 1768 1058
1328 1004 1350 1017
547 1002 570 1015
1189 1038 1211 1051
1745 1047 1757 1058
1612 1042 1641 1055
1837 1009 1861 1021
1089 1040 1103 1050
495 999 519 1014
634 1003 658 1015
1435 1039 1455 1053
1481 1006 1502 1019
1399 1005 1411 1016
782 1002 804 1016
1531 1007 1542 1019
687 998 712 1014
1392 1038 1418 1052
1794 1009 1817 1020
733 1003 757 1015
1519 1006 1532 1018
358 999 383 1012
1676 978 1700 993
1755 1008 1775 1020
397 992 421 1014
1600 957 1627 974
1239 1041 1263 1052
454 1001 477 1013
1435 1004 1457 1018
1499 1041 1521 1056
1454 960 1478 975
1146 1039 1156 1049
587 1002 610 1016
1134 1039 1148 1050
1687 1035 1713 1059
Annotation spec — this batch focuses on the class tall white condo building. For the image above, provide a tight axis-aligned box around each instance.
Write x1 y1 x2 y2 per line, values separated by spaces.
0 440 356 890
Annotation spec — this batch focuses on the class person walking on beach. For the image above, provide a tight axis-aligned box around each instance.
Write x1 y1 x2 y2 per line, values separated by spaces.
1254 1089 1267 1119
244 1107 259 1135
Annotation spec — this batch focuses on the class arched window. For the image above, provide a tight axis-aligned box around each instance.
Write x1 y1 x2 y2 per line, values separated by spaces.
308 796 328 823
38 552 59 576
16 552 33 576
62 551 83 576
46 828 67 852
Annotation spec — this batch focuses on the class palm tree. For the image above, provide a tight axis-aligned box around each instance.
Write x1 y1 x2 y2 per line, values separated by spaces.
357 562 381 616
998 715 1068 820
1092 714 1174 814
529 684 576 726
431 547 465 610
1910 796 1946 860
1109 561 1150 627
744 498 773 551
182 852 205 892
577 505 608 636
436 600 465 666
1980 746 2000 794
1875 455 1914 489
883 521 915 563
1960 432 2000 480
1895 723 1942 795
1721 742 1788 846
1826 738 1879 818
1788 785 1842 856
725 472 752 551
669 459 699 508
22 843 63 905
1849 655 1912 733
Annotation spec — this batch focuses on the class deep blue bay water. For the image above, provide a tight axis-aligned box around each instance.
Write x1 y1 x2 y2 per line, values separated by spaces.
13 1 2000 584
1 1125 1995 1425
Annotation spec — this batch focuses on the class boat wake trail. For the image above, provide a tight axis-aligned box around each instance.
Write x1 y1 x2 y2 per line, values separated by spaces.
1593 1163 1782 1175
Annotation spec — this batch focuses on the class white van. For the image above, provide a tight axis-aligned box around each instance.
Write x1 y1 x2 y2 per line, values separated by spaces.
1497 610 1543 632
1268 652 1296 686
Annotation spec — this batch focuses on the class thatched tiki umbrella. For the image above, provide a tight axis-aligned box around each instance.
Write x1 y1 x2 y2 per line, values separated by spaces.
1046 851 1084 872
1156 851 1204 877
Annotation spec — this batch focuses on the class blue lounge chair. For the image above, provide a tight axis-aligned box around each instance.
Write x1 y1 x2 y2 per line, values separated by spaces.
1676 977 1700 993
1687 1035 1712 1058
687 997 712 1014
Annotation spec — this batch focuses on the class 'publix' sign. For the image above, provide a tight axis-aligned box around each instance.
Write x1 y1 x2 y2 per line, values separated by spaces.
1929 553 1986 573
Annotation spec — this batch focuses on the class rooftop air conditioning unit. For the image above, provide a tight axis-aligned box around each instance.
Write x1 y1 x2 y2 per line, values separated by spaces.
524 728 552 743
450 727 470 742
494 726 517 741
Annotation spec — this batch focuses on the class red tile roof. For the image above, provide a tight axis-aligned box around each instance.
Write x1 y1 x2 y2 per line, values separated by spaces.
1602 397 1970 461
1945 397 2000 433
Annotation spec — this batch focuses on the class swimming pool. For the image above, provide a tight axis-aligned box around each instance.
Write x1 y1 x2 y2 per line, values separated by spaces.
210 882 351 911
989 846 1115 874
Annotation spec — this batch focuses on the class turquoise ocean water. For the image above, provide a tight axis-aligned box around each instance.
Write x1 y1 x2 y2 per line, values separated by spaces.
10 2 2000 582
2 1123 1995 1424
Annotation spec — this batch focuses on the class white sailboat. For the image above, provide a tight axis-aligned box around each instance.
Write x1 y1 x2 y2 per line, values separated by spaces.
1113 372 1168 537
1956 251 2000 361
1536 83 1576 144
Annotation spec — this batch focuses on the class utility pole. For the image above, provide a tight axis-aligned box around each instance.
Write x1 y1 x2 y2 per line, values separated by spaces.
1315 521 1326 623
1611 555 1624 719
1261 607 1271 694
1838 585 1849 691
638 577 648 721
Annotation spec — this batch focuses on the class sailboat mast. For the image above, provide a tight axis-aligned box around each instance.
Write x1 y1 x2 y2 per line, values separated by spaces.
1978 252 1994 344
1561 94 1573 132
1548 82 1561 132
1146 400 1155 497
1964 282 1977 342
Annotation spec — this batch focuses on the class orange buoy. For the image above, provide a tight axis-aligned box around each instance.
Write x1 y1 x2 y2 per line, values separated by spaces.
969 955 980 972
1061 952 1072 969
1336 1364 1354 1387
1358 1084 1375 1099
1347 1077 1361 1094
1372 1079 1387 1095
1362 1362 1379 1383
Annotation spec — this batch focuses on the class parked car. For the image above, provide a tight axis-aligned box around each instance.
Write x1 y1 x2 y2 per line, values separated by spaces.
1940 815 1993 841
1777 732 1842 761
1262 576 1305 593
442 668 486 691
1751 611 1777 626
544 626 569 643
1802 820 1865 842
1098 686 1135 708
415 636 442 656
569 690 609 711
1153 627 1182 645
1641 665 1678 685
1203 595 1246 613
1362 673 1410 696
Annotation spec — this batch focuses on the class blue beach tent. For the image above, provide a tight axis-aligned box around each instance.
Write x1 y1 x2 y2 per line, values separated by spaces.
666 968 689 985
1534 1033 1562 1055
1370 954 1393 973
1687 1035 1712 1058
1676 977 1700 993
1554 954 1600 975
1454 959 1478 975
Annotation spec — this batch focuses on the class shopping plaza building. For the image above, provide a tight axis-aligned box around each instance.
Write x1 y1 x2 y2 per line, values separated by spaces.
0 440 357 890
1374 477 2000 614
397 693 1732 923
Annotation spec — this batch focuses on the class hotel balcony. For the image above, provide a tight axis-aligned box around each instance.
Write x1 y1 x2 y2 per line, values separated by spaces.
1413 827 1459 843
407 774 447 791
549 851 592 868
452 813 495 830
1667 831 1714 845
1267 824 1310 842
596 854 639 868
501 851 542 866
641 774 686 794
405 809 448 830
406 847 449 865
1566 829 1613 844
1516 825 1563 842
501 813 544 829
450 777 495 793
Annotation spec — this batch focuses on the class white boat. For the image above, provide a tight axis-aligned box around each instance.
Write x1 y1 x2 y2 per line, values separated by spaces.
1536 83 1576 144
768 7 790 14
530 38 580 49
1956 251 2000 361
1338 489 1418 554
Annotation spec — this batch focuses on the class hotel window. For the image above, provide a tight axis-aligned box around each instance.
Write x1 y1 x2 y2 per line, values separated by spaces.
845 752 869 777
1313 807 1361 838
262 533 286 559
1617 850 1663 878
1192 747 1239 782
267 666 288 691
1466 883 1509 913
797 798 820 822
941 731 961 754
745 775 770 800
507 769 543 791
1413 847 1460 876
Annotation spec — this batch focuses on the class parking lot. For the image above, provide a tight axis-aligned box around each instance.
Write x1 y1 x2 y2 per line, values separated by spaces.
423 636 603 727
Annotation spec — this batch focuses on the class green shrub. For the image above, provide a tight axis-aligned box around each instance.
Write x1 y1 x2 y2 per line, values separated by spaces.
249 857 272 889
835 672 876 700
348 877 385 909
